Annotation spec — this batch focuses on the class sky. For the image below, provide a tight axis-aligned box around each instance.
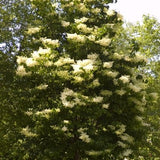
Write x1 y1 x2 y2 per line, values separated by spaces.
110 0 160 23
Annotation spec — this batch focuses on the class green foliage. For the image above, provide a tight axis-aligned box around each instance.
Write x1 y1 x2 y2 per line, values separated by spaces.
0 1 155 160
119 15 160 159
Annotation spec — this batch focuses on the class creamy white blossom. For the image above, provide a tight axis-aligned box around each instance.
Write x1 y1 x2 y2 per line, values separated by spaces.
17 56 27 64
79 132 91 143
105 71 119 78
112 53 123 60
77 23 93 33
129 83 141 92
78 3 89 13
122 149 133 157
134 52 147 62
117 141 127 148
41 38 59 48
91 8 101 14
106 9 115 16
103 61 114 68
102 104 110 109
31 51 41 60
72 59 94 73
44 61 53 67
149 92 158 100
117 13 123 21
54 57 74 66
37 47 51 55
73 76 84 83
75 17 88 23
61 20 70 27
115 89 126 96
36 84 48 90
67 33 86 43
96 37 111 47
36 109 52 118
26 58 38 67
27 27 41 35
16 65 31 76
21 126 37 137
115 124 126 135
92 79 100 87
52 2 59 8
64 120 69 124
62 126 68 132
87 53 99 60
119 133 134 143
92 96 103 103
55 108 60 112
119 75 130 84
87 35 96 41
60 88 76 108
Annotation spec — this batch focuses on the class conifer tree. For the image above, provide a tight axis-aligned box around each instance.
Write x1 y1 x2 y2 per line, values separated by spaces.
14 0 150 159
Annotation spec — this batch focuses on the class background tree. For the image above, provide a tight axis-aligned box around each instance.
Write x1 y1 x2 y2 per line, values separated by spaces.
113 15 160 159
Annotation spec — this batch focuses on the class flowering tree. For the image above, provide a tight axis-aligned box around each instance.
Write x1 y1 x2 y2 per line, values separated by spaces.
14 0 150 159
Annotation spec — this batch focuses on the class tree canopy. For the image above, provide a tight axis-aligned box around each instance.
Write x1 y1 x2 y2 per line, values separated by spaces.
0 1 159 160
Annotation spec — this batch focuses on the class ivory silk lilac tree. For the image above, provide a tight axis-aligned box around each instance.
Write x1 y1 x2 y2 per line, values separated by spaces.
15 0 149 159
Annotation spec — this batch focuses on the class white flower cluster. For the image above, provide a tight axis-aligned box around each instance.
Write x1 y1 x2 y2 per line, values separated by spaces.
72 59 94 73
60 88 76 108
78 128 91 143
91 8 101 14
17 56 27 64
134 52 147 62
41 38 60 48
78 3 89 13
115 124 126 135
61 20 70 27
75 17 88 23
105 70 119 78
102 103 110 109
115 89 126 96
119 133 134 144
87 34 96 41
60 88 86 108
149 92 158 100
122 149 133 157
67 33 86 43
92 96 103 103
129 83 141 92
117 141 127 148
17 47 52 69
96 37 111 47
36 84 48 90
54 57 74 67
87 53 99 60
104 8 115 16
36 109 52 119
26 58 38 67
73 76 84 83
16 65 31 77
77 23 93 33
103 61 114 68
21 126 37 137
27 27 41 35
119 75 130 84
112 52 123 60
